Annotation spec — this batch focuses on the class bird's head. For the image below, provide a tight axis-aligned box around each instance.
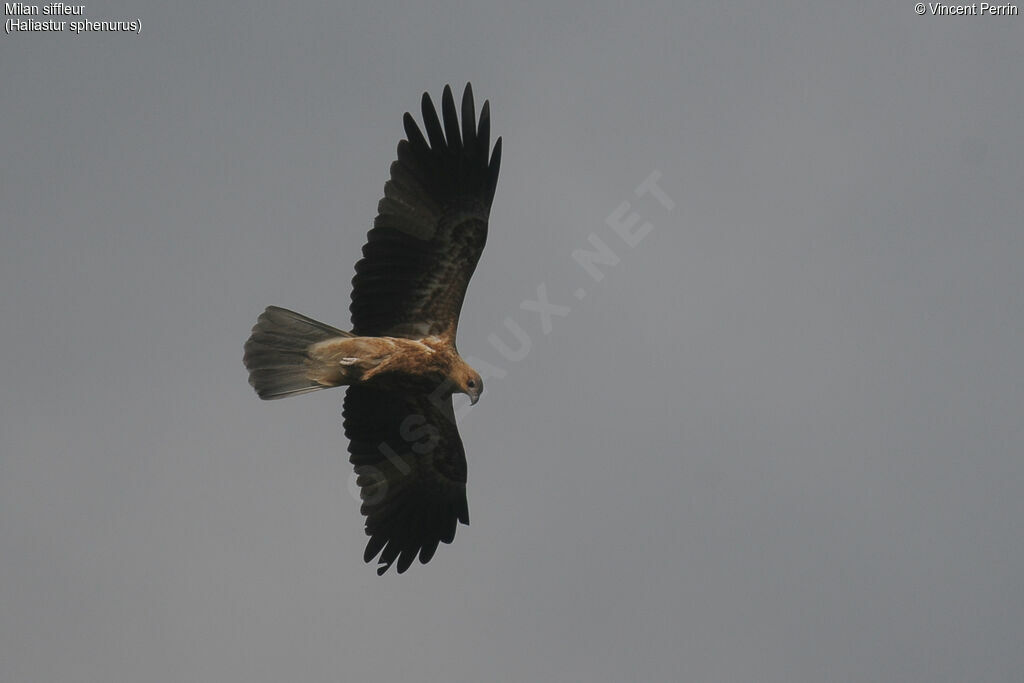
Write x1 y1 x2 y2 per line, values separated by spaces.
451 363 484 405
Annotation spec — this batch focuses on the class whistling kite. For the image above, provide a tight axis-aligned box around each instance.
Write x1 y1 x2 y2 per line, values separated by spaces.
243 84 501 575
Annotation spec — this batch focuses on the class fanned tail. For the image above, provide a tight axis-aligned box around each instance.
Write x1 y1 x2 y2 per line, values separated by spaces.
243 306 353 400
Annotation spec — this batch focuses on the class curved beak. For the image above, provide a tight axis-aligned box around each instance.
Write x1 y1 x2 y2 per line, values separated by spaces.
469 389 481 406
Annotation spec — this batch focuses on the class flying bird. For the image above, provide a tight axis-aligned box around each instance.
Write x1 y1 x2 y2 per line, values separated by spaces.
243 84 501 575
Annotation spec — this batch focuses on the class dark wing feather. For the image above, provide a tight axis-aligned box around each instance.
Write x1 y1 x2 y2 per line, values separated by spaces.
350 83 502 339
343 385 469 575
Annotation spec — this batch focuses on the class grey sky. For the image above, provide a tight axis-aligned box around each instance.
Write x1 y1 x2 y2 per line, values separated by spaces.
2 2 1022 681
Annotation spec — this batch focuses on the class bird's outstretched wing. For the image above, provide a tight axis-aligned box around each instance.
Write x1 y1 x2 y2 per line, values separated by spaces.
343 385 469 575
350 83 502 340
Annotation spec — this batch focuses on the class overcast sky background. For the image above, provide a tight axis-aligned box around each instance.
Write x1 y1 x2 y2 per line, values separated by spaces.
2 2 1022 681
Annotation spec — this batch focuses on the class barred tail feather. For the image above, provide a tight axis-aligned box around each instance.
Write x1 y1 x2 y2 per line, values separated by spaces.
243 306 353 400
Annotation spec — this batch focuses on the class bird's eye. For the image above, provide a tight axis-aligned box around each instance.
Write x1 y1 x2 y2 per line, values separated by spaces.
467 379 475 388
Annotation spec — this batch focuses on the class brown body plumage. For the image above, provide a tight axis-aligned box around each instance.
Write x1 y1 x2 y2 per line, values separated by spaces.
243 83 500 575
308 333 479 399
